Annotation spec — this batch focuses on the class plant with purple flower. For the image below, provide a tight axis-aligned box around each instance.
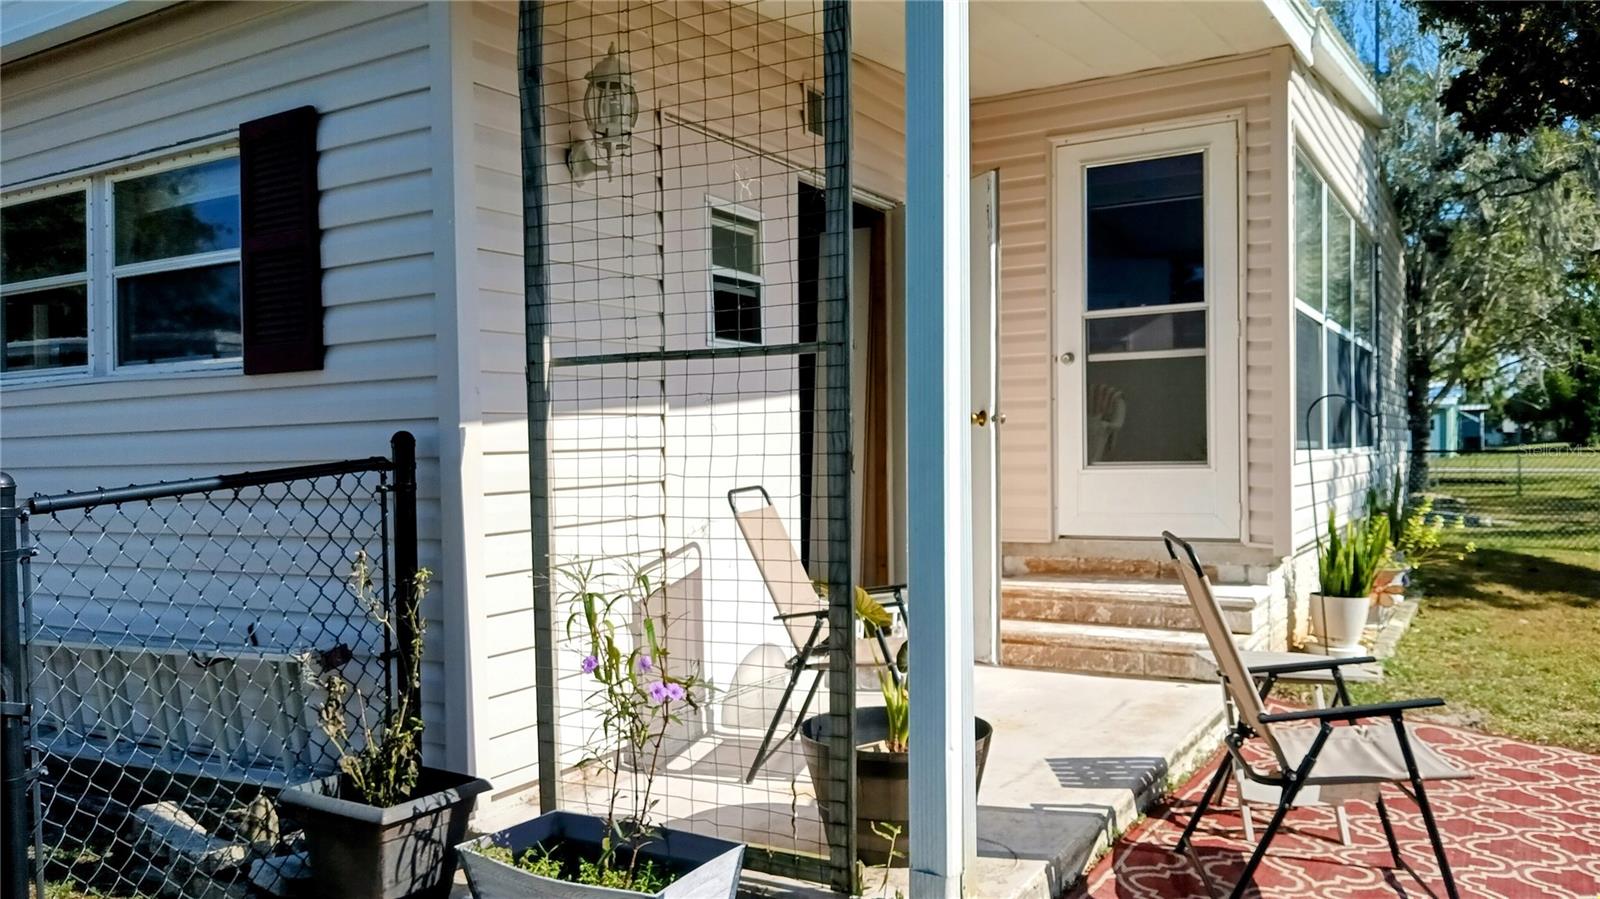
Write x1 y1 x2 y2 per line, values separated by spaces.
558 560 712 890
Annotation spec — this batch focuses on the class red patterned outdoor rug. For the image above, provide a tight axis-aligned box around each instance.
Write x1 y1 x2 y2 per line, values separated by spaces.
1076 723 1600 898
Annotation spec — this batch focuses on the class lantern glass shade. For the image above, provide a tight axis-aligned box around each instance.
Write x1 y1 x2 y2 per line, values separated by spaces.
583 43 638 152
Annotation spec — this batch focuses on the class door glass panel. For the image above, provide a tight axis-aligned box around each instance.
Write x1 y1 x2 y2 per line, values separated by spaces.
1085 154 1203 311
1086 356 1206 464
1086 310 1205 354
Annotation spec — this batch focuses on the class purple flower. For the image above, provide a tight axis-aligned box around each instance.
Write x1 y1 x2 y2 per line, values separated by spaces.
636 655 653 673
647 682 670 704
580 654 599 675
664 682 686 702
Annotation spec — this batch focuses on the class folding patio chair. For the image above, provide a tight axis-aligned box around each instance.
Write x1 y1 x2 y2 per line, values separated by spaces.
1162 531 1468 899
729 486 906 783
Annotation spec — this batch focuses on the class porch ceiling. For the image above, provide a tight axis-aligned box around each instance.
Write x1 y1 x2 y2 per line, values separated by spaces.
768 0 1298 99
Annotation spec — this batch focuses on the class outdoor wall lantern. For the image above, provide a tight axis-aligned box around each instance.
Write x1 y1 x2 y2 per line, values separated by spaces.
568 42 639 181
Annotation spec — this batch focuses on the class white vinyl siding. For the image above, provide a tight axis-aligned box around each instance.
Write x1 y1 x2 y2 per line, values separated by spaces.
0 1 454 764
1287 60 1407 553
973 50 1286 546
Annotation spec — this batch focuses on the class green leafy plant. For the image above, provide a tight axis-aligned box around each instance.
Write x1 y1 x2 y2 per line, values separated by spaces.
1396 494 1476 568
878 670 909 754
548 560 710 892
317 552 432 808
1316 509 1391 598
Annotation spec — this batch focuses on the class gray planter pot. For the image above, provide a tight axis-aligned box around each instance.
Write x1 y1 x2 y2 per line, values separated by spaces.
457 810 745 899
277 766 491 899
800 708 994 866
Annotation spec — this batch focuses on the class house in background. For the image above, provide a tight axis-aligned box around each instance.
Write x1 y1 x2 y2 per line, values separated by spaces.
1429 384 1493 453
1 0 1406 843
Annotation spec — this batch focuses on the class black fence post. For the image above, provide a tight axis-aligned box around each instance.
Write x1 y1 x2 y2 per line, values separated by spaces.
1 472 30 899
390 432 422 723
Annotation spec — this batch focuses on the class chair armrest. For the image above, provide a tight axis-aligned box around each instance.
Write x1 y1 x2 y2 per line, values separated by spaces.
1258 697 1445 725
1247 655 1378 677
774 609 828 622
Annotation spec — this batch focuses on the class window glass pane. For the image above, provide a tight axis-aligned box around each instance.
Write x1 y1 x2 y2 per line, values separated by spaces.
1353 234 1375 341
114 157 241 264
1326 202 1352 328
1086 310 1206 354
1327 331 1353 448
1 193 87 283
3 285 88 372
712 274 761 344
711 209 759 275
1294 158 1323 309
116 263 241 365
1085 153 1204 311
1296 310 1323 449
1355 345 1375 446
1085 355 1207 464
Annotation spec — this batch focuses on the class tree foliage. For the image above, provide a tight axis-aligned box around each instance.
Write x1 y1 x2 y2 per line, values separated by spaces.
1413 1 1600 139
1342 1 1600 484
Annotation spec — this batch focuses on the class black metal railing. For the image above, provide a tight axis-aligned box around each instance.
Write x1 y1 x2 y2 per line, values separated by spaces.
1 432 418 899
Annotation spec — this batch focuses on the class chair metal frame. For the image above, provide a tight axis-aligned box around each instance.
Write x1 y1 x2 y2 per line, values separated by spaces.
1163 531 1462 899
729 486 906 783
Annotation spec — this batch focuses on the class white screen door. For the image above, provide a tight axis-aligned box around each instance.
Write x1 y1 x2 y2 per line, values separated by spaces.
971 170 1001 663
1053 122 1240 538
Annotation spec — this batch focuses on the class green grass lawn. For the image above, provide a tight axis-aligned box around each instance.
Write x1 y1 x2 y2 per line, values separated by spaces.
1349 454 1600 753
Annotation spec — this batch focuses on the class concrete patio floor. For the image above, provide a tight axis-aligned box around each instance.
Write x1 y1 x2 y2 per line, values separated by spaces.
468 666 1224 899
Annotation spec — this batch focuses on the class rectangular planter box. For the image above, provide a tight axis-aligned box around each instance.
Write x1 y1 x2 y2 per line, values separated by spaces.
278 766 491 899
457 810 744 899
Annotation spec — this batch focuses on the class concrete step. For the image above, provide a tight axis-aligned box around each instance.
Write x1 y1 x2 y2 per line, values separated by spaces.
1006 554 1218 581
1000 619 1269 682
1001 575 1271 635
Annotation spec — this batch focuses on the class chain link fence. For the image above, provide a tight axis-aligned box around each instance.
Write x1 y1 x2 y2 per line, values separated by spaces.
1 433 418 899
1422 447 1600 565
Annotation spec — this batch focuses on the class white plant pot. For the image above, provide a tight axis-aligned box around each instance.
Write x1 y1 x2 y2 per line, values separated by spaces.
1309 592 1370 657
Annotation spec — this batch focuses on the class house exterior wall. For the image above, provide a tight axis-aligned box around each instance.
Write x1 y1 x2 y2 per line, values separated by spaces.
1283 58 1408 639
0 1 464 767
455 0 908 799
972 50 1290 548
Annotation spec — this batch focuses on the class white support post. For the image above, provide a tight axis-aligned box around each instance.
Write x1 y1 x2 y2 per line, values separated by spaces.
905 1 975 896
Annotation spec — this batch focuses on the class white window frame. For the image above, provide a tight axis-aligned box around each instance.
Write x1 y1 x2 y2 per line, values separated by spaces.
1 140 242 385
0 179 93 379
705 197 764 348
1294 150 1378 453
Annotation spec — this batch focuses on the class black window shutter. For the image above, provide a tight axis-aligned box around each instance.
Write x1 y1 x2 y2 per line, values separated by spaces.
240 105 323 374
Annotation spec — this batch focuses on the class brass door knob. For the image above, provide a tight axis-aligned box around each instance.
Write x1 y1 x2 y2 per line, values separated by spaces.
971 409 989 427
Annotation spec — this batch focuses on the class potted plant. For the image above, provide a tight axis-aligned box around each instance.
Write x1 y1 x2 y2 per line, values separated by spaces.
1365 480 1410 623
278 553 492 899
1309 510 1390 657
798 589 993 866
458 563 744 897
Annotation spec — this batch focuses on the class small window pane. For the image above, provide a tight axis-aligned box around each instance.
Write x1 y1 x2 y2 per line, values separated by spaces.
3 285 88 372
712 274 761 344
1326 202 1352 328
116 263 241 365
1294 158 1323 309
1353 234 1375 341
115 157 241 264
1086 153 1205 311
1 192 87 283
1355 345 1375 446
1296 310 1323 449
711 209 759 275
1327 331 1353 448
1086 310 1206 354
